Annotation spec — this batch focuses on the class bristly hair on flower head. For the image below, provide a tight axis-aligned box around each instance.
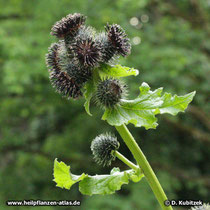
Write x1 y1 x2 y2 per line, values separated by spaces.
105 23 131 57
51 13 86 38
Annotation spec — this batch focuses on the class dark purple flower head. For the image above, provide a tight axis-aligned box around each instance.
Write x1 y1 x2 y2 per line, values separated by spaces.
105 24 131 57
46 43 83 99
46 42 60 72
72 37 101 67
51 13 86 38
50 69 82 99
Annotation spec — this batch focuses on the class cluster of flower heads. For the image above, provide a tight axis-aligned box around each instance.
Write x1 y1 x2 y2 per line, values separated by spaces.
46 13 131 106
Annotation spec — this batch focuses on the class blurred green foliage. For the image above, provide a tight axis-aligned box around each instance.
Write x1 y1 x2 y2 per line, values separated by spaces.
0 0 209 209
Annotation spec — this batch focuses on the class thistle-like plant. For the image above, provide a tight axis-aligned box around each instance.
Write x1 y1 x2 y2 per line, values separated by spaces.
46 13 196 210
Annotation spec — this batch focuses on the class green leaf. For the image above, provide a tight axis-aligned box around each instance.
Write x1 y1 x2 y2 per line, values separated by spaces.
79 167 143 195
99 64 139 78
158 92 196 115
53 159 143 195
53 159 87 190
102 82 196 129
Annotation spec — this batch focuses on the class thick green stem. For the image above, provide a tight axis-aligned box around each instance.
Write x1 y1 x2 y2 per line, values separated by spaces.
114 151 139 171
115 124 172 210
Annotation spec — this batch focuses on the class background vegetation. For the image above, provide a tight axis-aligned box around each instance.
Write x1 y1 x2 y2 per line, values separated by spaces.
0 0 209 209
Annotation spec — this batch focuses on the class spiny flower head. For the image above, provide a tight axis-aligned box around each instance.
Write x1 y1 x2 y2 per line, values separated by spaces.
46 42 87 100
51 13 86 38
65 64 92 84
96 32 116 63
50 69 82 99
45 42 60 71
105 23 131 57
71 37 102 67
55 40 72 70
91 133 120 167
96 78 127 108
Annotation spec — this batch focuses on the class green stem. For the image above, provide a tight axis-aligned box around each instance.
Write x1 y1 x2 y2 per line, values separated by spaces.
114 151 139 171
115 124 172 210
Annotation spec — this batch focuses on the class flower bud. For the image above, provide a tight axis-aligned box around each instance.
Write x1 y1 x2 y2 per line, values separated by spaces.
91 133 120 167
96 78 127 108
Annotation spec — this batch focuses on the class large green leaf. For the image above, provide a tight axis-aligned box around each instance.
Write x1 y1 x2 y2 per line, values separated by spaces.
99 64 139 78
53 159 143 195
102 82 196 129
